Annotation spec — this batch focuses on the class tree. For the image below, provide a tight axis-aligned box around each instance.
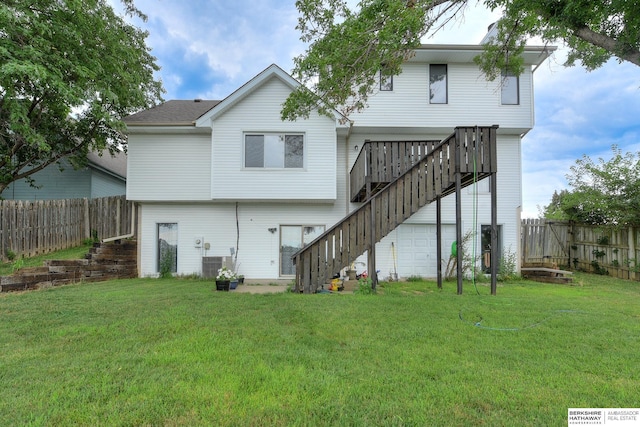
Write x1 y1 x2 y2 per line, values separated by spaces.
541 146 640 227
283 0 640 120
0 0 164 195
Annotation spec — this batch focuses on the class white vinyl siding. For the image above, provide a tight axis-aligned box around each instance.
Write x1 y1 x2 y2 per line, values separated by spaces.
210 77 337 202
137 202 347 278
136 137 350 279
126 132 211 201
351 62 534 132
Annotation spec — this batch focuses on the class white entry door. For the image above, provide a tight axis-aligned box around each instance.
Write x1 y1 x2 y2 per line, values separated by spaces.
397 224 456 278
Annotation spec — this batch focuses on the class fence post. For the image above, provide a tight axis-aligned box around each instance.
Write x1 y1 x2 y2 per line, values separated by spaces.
83 198 90 240
116 197 122 236
629 226 636 279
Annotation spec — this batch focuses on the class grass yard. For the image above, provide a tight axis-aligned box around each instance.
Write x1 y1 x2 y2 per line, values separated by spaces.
0 273 638 426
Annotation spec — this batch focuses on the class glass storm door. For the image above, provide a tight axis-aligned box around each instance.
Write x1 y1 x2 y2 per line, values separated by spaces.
280 225 325 276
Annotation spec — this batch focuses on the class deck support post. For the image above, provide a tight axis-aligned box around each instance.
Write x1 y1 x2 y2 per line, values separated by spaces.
436 197 443 289
369 196 377 289
490 129 498 295
490 173 498 295
455 133 463 295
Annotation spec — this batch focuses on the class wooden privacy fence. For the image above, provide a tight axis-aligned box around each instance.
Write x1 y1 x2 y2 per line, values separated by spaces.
0 195 134 261
521 218 640 280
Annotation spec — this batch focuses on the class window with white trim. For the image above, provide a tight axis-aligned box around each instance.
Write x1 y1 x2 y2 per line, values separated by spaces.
501 71 519 105
244 133 304 168
429 64 447 104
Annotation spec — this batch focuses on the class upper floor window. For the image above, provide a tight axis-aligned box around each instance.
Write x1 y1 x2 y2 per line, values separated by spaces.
429 64 447 104
380 70 393 91
244 133 304 168
501 71 519 105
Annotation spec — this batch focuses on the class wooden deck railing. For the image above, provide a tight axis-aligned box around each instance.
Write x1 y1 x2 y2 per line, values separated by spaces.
293 126 498 293
350 140 440 202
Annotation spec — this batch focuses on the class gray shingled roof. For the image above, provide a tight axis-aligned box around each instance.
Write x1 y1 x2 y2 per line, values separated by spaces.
124 100 220 125
87 150 127 179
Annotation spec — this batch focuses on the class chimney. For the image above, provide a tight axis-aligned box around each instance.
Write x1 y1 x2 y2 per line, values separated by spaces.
480 22 498 44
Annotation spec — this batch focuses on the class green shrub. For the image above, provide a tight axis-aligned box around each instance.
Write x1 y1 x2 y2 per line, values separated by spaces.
11 258 24 273
354 277 375 295
498 247 520 282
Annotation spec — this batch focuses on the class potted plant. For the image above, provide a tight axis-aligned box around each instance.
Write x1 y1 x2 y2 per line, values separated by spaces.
215 266 236 291
346 261 364 280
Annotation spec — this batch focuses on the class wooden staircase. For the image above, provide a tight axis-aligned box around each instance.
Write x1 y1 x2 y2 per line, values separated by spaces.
293 126 498 293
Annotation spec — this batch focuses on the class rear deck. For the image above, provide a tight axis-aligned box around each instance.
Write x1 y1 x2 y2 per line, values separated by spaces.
294 126 500 294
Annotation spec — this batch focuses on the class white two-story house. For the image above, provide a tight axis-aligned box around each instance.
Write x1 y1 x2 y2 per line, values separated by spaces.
125 40 553 290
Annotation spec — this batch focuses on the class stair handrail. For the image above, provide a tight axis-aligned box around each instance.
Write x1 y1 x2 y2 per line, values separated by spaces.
293 125 497 293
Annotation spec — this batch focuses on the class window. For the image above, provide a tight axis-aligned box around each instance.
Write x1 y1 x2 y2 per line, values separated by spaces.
481 224 502 273
280 225 325 276
380 70 393 91
501 71 519 105
244 133 304 168
158 223 177 275
429 64 447 104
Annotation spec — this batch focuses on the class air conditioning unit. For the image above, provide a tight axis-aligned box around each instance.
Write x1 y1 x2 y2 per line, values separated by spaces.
202 256 233 278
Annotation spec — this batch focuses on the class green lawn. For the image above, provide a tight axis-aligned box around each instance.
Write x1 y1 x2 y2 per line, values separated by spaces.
0 273 638 426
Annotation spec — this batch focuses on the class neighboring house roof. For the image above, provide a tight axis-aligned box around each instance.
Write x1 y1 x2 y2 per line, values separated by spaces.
124 99 221 126
87 150 127 180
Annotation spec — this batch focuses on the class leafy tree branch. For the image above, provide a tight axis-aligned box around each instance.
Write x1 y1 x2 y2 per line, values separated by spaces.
0 0 164 195
285 0 640 120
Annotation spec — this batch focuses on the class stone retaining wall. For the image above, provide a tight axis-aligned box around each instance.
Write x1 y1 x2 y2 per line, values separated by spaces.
0 240 137 292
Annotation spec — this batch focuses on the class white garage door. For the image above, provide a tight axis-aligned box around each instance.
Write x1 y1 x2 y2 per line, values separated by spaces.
397 224 456 278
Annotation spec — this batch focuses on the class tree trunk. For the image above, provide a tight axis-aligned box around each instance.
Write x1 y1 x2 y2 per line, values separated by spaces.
573 25 640 67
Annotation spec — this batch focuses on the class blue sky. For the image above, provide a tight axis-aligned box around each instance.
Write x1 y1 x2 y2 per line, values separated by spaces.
126 0 640 218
